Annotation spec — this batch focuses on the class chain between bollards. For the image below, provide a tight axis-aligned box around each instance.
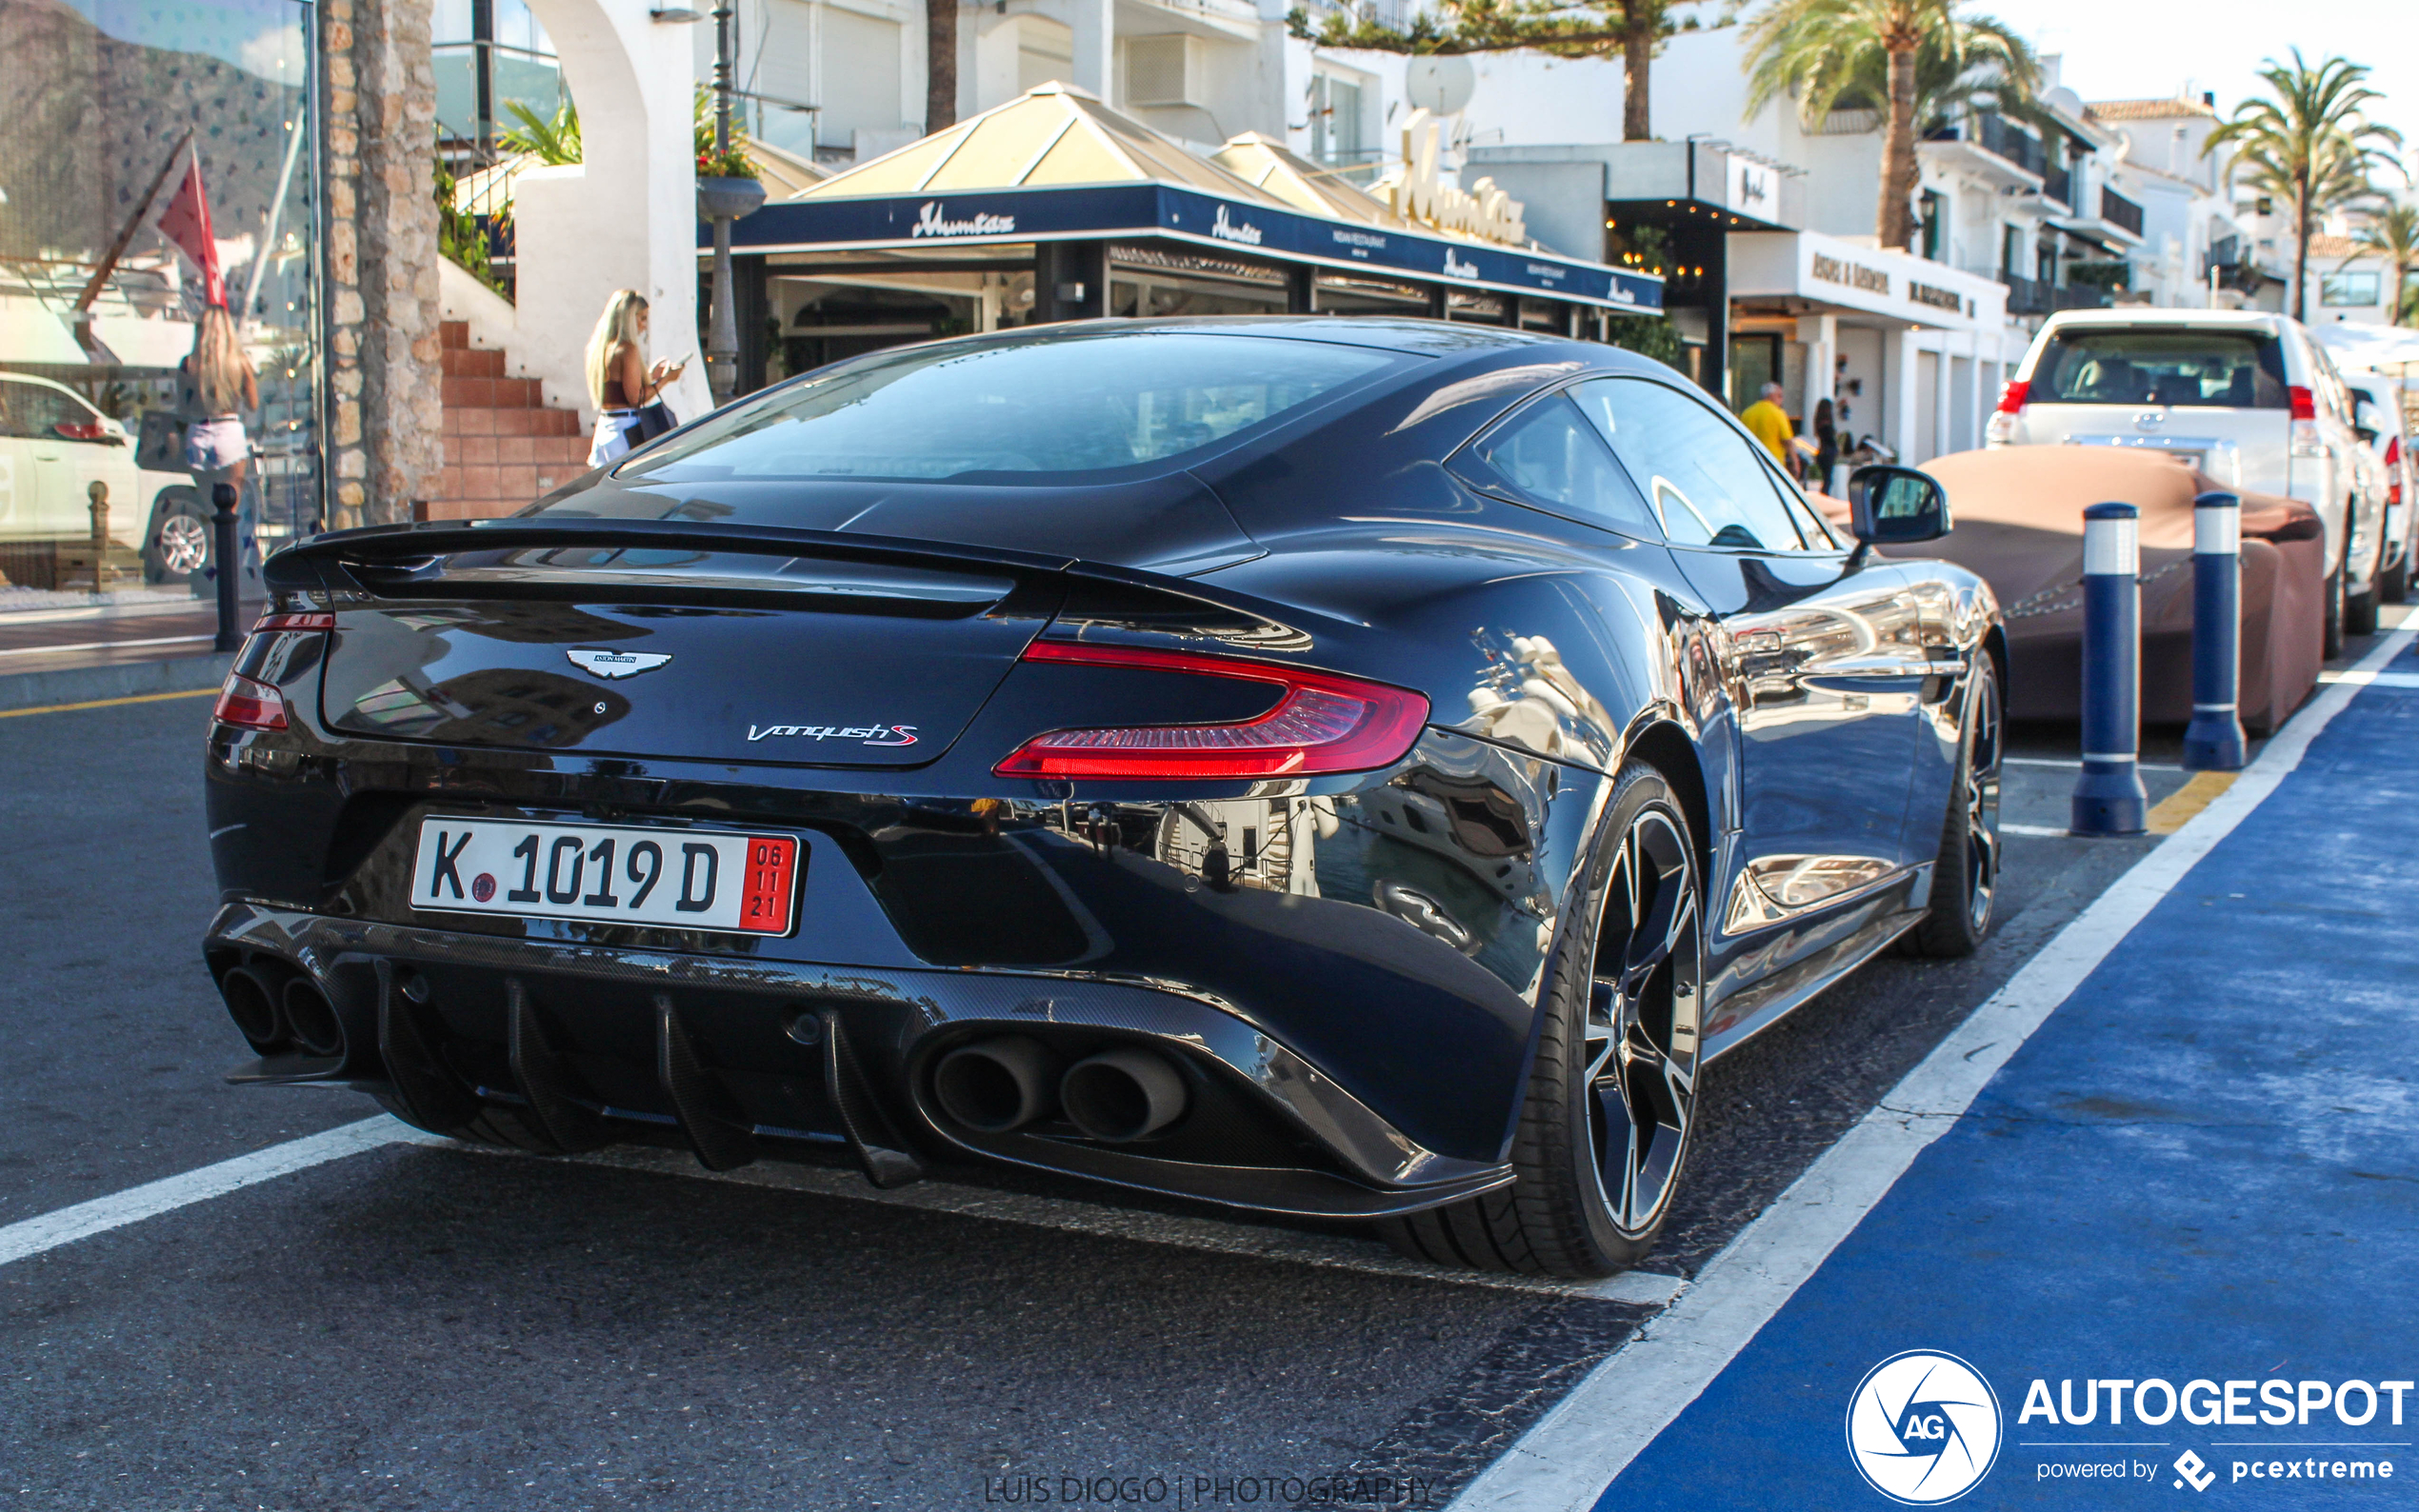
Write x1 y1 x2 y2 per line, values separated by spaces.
2071 500 2148 836
210 482 242 654
2183 490 2248 771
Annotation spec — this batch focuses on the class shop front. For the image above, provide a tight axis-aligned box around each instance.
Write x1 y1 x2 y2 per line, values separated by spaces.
0 0 323 590
1726 229 2017 472
716 86 1660 393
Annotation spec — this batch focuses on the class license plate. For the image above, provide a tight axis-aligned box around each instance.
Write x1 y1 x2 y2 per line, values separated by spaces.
411 819 801 934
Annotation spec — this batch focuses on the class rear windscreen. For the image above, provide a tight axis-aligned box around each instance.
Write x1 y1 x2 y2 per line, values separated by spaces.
2032 328 2289 408
618 331 1401 484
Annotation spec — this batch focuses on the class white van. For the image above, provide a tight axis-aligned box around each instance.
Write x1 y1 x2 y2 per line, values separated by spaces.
1987 308 2384 653
2340 371 2412 605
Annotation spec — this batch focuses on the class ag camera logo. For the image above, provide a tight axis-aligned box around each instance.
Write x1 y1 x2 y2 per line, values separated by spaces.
1847 1350 2004 1503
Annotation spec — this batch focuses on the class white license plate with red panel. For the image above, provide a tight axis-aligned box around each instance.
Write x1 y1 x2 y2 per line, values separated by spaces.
410 819 801 935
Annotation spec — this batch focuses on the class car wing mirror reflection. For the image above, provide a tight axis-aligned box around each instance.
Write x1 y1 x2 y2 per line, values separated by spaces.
1846 465 1949 567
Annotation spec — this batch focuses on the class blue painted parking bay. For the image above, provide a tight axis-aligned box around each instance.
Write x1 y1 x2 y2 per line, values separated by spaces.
1605 666 2419 1509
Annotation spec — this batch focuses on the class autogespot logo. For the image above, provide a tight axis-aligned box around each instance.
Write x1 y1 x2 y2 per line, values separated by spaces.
1848 1350 2006 1504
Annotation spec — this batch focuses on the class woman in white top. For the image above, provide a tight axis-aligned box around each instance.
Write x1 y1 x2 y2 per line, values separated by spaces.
178 304 259 491
584 289 687 468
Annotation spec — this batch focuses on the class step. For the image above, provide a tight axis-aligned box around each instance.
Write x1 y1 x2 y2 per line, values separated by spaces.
440 319 470 349
440 375 545 409
442 405 583 439
418 498 534 523
440 345 507 379
434 463 578 506
446 433 590 468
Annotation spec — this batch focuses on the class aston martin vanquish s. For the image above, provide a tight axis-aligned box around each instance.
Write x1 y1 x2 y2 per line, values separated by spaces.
203 319 2001 1277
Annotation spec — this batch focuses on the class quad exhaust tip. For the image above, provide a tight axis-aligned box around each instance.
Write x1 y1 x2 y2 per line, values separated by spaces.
282 976 346 1059
1059 1048 1188 1144
217 964 286 1049
932 1036 1061 1132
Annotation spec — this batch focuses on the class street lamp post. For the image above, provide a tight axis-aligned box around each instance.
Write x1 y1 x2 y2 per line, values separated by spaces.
703 0 740 407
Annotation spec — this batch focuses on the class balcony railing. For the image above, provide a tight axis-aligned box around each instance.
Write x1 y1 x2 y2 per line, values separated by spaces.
2041 163 2072 208
2100 187 2145 238
1925 112 2049 178
1999 270 2111 315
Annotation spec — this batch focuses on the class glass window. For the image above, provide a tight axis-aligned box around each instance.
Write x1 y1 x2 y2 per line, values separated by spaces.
620 333 1400 483
2321 270 2381 308
2031 328 2289 408
1571 378 1809 552
0 381 89 440
1462 394 1658 537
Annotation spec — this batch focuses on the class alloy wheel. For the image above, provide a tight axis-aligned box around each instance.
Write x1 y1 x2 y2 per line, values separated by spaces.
1583 807 1702 1238
1963 665 2004 930
157 512 209 575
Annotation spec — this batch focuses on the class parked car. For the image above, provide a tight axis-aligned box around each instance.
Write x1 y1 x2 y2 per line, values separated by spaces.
199 318 2005 1279
0 371 215 585
2341 371 2413 604
1987 308 2384 654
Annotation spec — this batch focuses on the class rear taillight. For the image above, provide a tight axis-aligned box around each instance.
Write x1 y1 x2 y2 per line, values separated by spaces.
995 641 1429 780
253 611 336 632
211 672 289 732
2289 386 2317 421
1994 379 2030 413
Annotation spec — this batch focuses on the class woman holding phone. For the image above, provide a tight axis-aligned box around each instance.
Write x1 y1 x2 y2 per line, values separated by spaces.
584 289 688 467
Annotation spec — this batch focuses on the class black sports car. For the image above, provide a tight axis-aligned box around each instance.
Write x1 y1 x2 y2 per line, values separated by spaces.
203 318 2002 1278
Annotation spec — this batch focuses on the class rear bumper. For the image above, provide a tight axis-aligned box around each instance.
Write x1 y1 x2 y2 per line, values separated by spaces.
205 901 1515 1221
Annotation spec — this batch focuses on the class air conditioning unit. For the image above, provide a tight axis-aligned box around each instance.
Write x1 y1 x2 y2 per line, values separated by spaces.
1126 35 1204 109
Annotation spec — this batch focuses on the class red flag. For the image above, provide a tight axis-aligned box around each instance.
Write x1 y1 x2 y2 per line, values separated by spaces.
155 146 225 307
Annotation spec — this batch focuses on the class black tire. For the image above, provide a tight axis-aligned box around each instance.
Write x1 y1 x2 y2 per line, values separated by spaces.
1901 653 2002 959
2347 575 2381 637
2382 550 2409 607
1377 760 1703 1278
2323 563 2345 660
143 492 211 587
373 1093 560 1152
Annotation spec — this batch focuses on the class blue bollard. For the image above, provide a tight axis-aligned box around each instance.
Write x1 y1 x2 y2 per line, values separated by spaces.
2182 490 2248 771
2072 501 2148 836
210 482 242 654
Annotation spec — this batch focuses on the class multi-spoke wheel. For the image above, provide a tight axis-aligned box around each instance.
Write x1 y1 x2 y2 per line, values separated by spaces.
146 500 212 584
1377 758 1703 1278
1903 653 2002 958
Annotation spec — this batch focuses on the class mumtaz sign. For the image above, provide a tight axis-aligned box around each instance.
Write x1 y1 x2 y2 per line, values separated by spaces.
1372 109 1529 249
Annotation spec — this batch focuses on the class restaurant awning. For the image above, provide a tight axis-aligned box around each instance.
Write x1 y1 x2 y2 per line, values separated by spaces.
723 86 1661 312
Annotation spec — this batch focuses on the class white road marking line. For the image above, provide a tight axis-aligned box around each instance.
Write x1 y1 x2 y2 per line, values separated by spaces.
2000 822 2070 838
0 632 214 658
2319 667 2419 688
2004 756 2184 772
1448 623 2419 1512
431 1139 1689 1306
0 1118 434 1269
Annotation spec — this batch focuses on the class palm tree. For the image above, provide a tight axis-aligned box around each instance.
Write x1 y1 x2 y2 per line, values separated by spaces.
2206 51 2403 322
1289 0 1711 143
1740 0 2039 252
927 0 957 131
2347 203 2419 327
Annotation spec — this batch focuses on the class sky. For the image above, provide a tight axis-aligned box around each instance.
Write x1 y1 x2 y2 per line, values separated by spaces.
1982 0 2419 168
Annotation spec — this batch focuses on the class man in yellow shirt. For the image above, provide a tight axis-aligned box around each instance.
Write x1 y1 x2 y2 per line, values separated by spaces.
1740 382 1794 465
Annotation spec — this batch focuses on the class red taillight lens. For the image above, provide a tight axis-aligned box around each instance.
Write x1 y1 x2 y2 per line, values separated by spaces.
1994 379 2030 413
2388 436 2401 468
253 611 336 631
211 672 289 731
54 418 106 441
2289 386 2316 421
995 641 1429 780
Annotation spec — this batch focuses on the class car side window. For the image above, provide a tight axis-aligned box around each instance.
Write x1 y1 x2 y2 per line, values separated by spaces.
1459 392 1660 537
0 383 82 440
1569 377 1809 552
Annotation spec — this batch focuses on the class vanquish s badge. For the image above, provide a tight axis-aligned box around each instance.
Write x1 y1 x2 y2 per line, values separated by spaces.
568 648 673 679
747 724 919 746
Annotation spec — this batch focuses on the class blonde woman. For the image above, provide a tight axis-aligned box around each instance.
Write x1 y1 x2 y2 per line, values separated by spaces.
585 289 688 467
178 304 258 491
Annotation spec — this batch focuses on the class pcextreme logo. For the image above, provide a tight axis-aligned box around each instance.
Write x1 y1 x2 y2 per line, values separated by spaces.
1847 1351 2005 1504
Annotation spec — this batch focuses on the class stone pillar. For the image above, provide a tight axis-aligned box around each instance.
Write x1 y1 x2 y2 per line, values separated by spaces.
322 0 444 528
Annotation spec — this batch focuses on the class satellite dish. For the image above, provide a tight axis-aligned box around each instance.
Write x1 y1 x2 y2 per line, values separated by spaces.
1405 55 1476 117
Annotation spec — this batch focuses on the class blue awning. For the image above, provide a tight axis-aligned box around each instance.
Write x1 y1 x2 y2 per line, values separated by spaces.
720 182 1664 313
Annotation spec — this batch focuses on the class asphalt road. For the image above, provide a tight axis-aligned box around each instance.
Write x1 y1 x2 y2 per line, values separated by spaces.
0 622 2382 1510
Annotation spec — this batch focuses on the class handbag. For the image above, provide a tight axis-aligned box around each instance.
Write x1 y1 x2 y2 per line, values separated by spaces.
135 408 188 471
631 399 678 443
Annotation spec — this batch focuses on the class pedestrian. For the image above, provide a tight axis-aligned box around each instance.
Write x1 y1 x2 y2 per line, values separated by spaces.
585 289 688 468
1812 397 1840 492
1740 381 1794 466
178 303 257 501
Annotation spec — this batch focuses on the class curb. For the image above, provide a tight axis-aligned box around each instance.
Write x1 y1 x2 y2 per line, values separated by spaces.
0 653 234 713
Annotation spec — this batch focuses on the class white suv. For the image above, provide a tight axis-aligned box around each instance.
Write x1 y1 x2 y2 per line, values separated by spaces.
0 372 198 582
1987 308 2385 653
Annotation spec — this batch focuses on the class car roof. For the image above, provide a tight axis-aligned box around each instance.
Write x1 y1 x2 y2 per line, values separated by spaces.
2040 308 2290 333
951 315 1563 357
0 370 98 403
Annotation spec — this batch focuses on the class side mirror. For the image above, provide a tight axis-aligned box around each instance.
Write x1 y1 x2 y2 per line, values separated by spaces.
1848 465 1949 557
2355 425 2380 446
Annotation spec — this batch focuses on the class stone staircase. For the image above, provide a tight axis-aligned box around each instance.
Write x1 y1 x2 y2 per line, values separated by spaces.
425 320 589 521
